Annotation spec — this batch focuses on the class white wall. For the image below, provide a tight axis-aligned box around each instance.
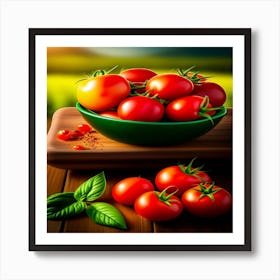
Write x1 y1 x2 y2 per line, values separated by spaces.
1 0 279 279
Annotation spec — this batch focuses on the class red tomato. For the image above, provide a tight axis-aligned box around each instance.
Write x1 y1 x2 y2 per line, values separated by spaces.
77 123 92 134
56 129 71 141
99 111 120 119
68 130 84 140
117 96 164 122
120 68 157 83
166 95 216 122
191 82 227 107
56 129 83 141
181 182 232 218
134 187 183 221
120 68 157 93
145 73 194 100
155 159 212 196
112 177 154 206
72 145 87 150
77 74 130 112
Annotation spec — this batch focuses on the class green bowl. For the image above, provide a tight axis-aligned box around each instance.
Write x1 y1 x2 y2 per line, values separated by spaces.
76 102 227 146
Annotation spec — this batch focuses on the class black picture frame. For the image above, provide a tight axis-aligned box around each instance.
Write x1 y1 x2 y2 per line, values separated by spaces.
29 28 251 251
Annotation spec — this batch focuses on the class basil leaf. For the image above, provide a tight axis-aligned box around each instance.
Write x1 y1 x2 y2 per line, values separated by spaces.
47 201 87 220
74 172 106 202
86 202 127 230
47 192 76 208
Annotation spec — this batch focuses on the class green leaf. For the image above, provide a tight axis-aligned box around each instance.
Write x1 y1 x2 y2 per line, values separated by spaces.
47 201 87 220
47 192 76 207
74 172 106 202
86 202 127 230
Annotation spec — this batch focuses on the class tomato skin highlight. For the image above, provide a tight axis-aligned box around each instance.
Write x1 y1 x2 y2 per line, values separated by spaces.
76 74 130 112
117 96 164 122
155 165 211 196
146 73 194 100
166 95 215 122
191 82 227 107
112 177 154 206
134 191 183 221
56 129 71 141
72 145 86 150
181 183 232 218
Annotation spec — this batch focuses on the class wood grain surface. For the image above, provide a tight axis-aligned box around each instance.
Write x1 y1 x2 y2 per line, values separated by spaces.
47 107 232 169
47 160 232 233
47 107 232 233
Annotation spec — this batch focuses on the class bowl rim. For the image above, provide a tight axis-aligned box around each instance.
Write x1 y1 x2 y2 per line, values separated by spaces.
76 102 227 126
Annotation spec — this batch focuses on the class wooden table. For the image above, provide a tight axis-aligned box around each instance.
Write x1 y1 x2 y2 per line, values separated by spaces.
47 107 232 233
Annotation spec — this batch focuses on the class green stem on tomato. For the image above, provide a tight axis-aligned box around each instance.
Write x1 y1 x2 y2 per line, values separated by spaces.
106 65 119 74
177 65 213 83
129 90 169 105
177 65 196 76
199 96 223 125
195 182 222 201
156 187 179 206
199 112 214 125
179 158 203 176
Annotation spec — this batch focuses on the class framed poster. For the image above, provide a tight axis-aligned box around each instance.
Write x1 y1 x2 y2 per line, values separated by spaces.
29 28 251 251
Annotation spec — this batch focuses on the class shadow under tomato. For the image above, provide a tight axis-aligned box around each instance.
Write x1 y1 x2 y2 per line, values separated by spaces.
154 209 232 233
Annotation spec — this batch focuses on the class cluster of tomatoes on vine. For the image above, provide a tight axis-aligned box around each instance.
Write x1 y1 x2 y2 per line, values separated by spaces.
111 158 232 221
76 66 227 123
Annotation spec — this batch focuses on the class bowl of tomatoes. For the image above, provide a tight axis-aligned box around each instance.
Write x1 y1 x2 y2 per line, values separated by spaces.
76 102 227 146
75 67 228 146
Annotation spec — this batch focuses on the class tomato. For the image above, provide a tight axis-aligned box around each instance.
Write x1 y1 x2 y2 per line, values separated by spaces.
134 187 183 221
145 73 194 100
120 68 157 93
56 129 83 141
191 82 227 107
72 145 87 150
117 96 164 122
76 123 92 134
155 159 212 196
166 95 216 122
112 177 154 206
99 111 120 119
120 68 157 83
68 130 84 139
181 182 232 218
56 129 71 141
77 74 130 112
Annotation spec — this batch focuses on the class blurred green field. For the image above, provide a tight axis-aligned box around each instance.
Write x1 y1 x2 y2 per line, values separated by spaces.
47 55 232 74
47 70 232 118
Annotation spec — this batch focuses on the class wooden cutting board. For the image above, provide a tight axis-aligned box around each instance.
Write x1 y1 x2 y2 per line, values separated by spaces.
47 107 232 169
